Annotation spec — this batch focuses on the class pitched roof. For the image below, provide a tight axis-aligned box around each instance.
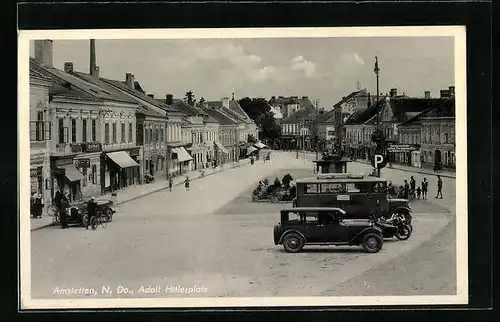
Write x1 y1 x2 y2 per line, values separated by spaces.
388 98 447 123
280 107 316 124
229 99 252 121
202 107 237 125
102 78 179 113
30 58 135 104
345 100 382 125
316 109 336 123
333 90 365 108
399 99 455 127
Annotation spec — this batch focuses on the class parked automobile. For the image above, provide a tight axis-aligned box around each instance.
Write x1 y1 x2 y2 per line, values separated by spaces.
273 207 384 253
292 173 412 224
58 198 115 227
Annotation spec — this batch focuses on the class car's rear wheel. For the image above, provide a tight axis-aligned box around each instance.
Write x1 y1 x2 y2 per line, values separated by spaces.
106 209 113 222
395 225 412 240
362 233 383 253
282 232 305 253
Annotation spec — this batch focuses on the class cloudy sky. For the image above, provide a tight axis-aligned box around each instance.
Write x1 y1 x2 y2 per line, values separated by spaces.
30 37 454 108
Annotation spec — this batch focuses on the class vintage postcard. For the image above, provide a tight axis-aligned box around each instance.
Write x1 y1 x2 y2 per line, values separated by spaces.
19 26 467 309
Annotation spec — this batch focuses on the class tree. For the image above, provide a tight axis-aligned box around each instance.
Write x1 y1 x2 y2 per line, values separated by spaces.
184 91 196 106
196 96 206 108
282 173 294 189
238 97 281 142
273 178 282 188
247 134 258 143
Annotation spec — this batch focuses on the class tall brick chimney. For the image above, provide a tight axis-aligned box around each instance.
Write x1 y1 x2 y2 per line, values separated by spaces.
166 94 173 105
125 73 135 89
90 39 96 75
34 40 53 67
390 88 397 97
64 62 74 73
424 91 431 99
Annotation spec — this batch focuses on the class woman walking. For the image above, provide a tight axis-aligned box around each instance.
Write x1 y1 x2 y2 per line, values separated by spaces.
184 176 190 191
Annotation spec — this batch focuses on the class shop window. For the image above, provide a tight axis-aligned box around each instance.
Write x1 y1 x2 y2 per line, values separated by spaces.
71 118 77 143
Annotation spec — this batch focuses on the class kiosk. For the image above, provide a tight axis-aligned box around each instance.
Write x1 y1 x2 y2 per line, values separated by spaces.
313 152 352 174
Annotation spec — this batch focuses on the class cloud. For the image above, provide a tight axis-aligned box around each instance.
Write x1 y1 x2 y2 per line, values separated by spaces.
353 52 365 65
290 55 318 78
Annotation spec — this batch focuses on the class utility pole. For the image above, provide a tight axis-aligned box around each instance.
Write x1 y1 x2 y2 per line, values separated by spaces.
374 56 381 177
314 99 320 160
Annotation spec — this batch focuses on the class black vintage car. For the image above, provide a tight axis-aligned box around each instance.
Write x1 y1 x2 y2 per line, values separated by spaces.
293 173 412 224
59 199 115 227
273 207 384 253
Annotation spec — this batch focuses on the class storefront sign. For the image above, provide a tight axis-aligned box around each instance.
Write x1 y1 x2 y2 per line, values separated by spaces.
54 157 73 167
82 142 102 153
388 144 417 152
129 148 140 157
75 159 90 168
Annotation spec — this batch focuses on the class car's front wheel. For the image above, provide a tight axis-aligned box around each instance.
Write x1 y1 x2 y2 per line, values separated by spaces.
362 233 383 253
282 232 305 253
395 224 412 241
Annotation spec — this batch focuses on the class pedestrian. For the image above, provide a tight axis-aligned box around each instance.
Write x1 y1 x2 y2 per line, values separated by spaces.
168 177 173 192
416 186 422 200
409 176 416 200
421 178 428 200
403 180 409 200
58 194 70 229
436 175 443 199
86 196 97 229
32 193 43 218
184 176 190 191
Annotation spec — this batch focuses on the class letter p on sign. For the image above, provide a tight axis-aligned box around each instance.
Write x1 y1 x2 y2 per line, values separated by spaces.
375 154 384 168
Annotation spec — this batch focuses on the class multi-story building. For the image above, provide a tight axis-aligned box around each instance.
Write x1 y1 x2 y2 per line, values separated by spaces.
397 93 455 169
202 106 238 164
29 67 52 210
103 75 187 179
279 107 317 150
268 96 314 119
31 40 141 200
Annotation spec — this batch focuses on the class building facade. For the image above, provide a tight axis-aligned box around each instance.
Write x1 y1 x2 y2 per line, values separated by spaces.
29 68 52 211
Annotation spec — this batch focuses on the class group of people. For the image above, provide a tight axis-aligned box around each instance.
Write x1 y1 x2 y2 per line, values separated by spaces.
52 188 99 230
167 176 191 192
401 175 443 200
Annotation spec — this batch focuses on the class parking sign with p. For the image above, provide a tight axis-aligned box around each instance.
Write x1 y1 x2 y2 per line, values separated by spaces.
370 153 388 169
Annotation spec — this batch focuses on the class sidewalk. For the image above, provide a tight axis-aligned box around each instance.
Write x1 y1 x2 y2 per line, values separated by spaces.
30 159 252 231
353 159 456 179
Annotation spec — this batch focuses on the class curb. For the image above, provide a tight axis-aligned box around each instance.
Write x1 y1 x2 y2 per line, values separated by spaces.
353 161 456 179
31 162 252 231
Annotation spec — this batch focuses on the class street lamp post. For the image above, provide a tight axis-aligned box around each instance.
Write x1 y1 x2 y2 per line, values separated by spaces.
374 56 381 178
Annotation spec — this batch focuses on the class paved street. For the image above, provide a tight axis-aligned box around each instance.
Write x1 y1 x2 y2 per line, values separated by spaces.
30 151 456 299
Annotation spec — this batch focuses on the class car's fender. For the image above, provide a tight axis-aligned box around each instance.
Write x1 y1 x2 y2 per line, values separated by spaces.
350 226 383 244
278 229 306 244
392 206 412 214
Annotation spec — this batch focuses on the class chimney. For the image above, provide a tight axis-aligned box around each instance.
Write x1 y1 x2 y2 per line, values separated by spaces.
92 66 100 78
148 94 155 98
34 40 53 67
64 62 74 73
424 91 431 99
449 86 455 97
90 39 96 75
390 88 397 97
166 94 173 105
125 73 135 89
222 97 230 109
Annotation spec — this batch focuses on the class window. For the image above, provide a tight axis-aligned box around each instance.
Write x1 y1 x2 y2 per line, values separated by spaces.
92 119 96 141
145 127 149 143
444 133 449 144
105 123 110 144
92 164 97 184
160 127 164 142
149 129 153 143
129 123 133 142
35 112 44 141
121 123 125 143
320 183 346 193
304 184 319 194
82 119 87 142
302 212 320 224
156 128 159 143
112 123 117 143
71 118 76 143
58 118 65 143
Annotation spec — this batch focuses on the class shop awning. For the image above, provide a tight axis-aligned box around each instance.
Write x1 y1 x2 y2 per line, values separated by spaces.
59 165 84 182
246 146 258 155
214 141 229 154
173 147 193 162
106 151 140 168
254 142 266 149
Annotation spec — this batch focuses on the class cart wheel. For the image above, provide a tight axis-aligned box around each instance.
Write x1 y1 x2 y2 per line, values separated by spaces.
106 209 113 222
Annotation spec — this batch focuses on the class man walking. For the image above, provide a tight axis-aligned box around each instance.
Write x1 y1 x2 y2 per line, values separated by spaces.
184 176 190 191
86 197 97 229
421 178 428 200
409 176 416 200
436 175 443 199
403 179 409 200
58 193 70 229
168 177 173 192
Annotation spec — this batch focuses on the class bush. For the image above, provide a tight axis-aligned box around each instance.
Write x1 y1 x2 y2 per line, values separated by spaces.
252 188 260 196
273 178 282 188
263 178 269 186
